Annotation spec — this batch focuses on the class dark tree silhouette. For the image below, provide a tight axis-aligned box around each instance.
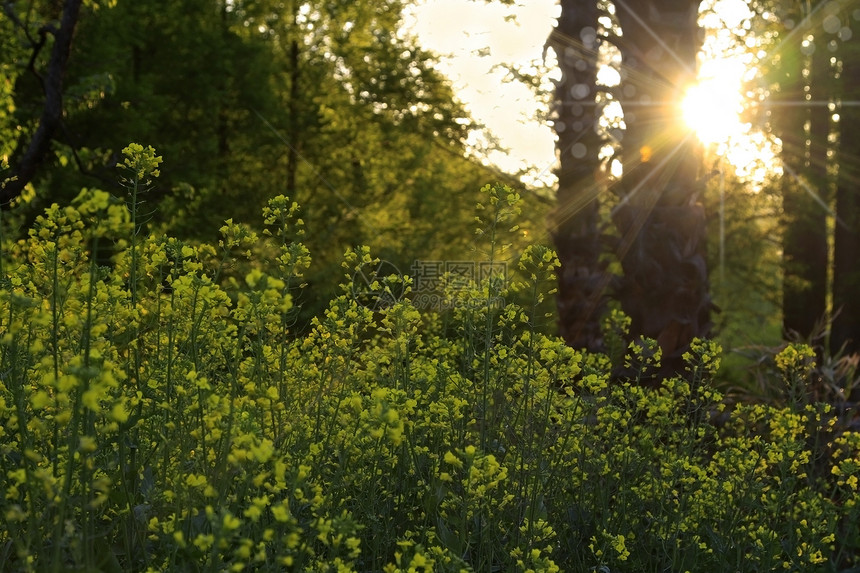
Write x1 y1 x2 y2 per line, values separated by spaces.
549 0 612 353
832 30 860 356
773 2 829 344
611 0 712 378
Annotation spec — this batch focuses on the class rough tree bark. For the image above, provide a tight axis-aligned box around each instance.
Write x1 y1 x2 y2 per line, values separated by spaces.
777 3 829 344
832 33 860 356
1 0 83 207
549 0 612 353
612 0 712 378
801 29 831 344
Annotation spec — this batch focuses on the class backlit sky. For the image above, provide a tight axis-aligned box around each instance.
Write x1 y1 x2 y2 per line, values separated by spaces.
407 0 560 187
407 0 766 187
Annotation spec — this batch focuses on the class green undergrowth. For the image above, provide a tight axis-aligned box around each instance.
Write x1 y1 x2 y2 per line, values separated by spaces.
0 146 859 572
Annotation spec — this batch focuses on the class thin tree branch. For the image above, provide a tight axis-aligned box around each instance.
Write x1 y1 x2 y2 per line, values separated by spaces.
3 1 36 46
1 0 83 208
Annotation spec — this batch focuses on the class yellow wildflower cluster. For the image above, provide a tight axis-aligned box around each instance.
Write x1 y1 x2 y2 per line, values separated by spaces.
0 171 858 571
120 142 162 182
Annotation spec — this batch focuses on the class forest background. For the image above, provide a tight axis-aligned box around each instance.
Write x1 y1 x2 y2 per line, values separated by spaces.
3 0 860 392
0 1 858 394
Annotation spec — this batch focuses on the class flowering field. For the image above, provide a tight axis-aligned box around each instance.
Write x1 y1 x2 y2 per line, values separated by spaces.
1 147 859 572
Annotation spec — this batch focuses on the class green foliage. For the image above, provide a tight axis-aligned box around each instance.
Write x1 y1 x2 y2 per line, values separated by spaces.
2 0 541 328
701 156 784 389
0 171 858 571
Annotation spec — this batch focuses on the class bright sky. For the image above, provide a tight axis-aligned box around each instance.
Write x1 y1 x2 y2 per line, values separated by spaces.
408 0 774 187
407 0 559 187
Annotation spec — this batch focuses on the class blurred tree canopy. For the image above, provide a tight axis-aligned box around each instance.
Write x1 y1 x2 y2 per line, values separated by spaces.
1 0 549 323
5 0 860 367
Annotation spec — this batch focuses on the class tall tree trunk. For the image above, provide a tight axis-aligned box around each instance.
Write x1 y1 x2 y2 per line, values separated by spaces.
804 30 832 344
611 0 711 378
778 5 829 343
549 0 610 352
832 35 860 356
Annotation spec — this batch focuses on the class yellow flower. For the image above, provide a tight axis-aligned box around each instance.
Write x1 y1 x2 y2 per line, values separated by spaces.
271 503 290 523
185 474 208 488
120 143 162 180
110 401 129 423
244 505 262 522
78 436 97 453
30 391 51 410
250 439 274 463
443 451 462 469
173 531 185 547
222 512 241 531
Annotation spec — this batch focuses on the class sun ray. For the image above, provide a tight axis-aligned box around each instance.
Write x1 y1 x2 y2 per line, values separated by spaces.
681 61 746 145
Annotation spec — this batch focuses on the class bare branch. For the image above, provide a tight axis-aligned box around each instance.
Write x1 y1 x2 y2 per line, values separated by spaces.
1 0 83 208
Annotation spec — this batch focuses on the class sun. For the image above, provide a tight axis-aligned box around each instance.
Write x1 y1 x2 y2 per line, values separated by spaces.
681 58 747 145
680 52 778 182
